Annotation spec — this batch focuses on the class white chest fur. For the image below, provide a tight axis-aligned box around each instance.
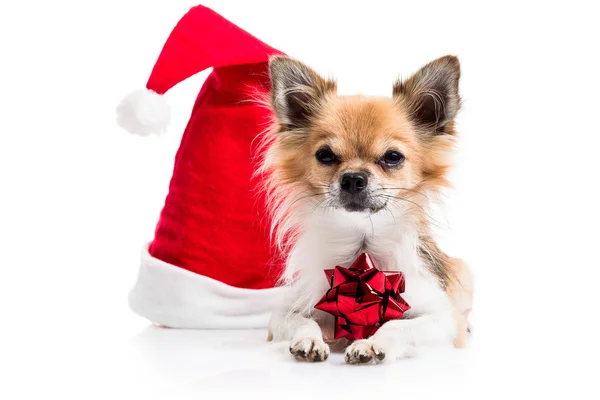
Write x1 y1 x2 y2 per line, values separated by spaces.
281 208 451 322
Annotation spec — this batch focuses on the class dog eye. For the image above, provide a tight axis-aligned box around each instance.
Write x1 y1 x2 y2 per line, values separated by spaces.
315 147 337 165
381 150 404 166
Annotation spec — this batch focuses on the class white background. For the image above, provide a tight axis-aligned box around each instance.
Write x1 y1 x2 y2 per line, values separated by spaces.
2 0 599 398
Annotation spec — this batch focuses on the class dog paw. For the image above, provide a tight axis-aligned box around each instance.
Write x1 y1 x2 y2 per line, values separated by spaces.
289 337 330 362
345 340 385 365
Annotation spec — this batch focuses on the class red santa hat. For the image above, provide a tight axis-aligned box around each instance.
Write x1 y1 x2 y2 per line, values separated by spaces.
116 4 286 329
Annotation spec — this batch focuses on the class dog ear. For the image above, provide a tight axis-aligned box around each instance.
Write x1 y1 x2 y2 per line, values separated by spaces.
393 55 461 134
268 56 336 130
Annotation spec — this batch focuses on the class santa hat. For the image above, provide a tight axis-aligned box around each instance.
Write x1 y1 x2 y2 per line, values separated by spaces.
116 4 286 329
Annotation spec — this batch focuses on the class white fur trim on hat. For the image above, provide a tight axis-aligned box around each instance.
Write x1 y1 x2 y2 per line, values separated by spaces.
128 243 286 329
116 89 171 136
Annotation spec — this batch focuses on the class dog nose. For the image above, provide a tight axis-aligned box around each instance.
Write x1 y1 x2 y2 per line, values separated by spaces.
340 172 368 194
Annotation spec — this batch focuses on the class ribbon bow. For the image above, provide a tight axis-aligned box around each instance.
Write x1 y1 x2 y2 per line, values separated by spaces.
314 253 410 341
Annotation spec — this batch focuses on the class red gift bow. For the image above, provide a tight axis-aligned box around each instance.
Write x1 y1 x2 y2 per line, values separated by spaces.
314 253 410 341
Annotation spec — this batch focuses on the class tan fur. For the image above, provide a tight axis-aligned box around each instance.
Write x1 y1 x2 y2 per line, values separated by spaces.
267 95 437 208
417 234 474 347
447 258 474 348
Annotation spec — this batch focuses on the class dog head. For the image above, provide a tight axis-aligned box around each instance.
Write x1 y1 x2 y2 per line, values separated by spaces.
260 55 461 242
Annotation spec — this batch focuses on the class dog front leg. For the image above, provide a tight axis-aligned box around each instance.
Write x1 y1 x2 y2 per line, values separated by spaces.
269 311 330 362
344 310 456 365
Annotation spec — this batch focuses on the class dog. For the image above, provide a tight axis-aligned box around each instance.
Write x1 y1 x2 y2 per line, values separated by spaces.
259 54 474 365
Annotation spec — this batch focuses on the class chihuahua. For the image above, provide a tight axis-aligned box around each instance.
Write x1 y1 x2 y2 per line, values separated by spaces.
259 55 473 365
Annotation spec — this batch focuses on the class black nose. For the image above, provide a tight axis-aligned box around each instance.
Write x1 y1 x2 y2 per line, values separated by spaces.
340 172 368 194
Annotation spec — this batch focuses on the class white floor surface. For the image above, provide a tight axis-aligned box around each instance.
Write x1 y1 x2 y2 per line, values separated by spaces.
7 304 596 399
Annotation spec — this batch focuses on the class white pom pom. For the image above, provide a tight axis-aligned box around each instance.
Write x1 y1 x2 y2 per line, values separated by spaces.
116 89 171 136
